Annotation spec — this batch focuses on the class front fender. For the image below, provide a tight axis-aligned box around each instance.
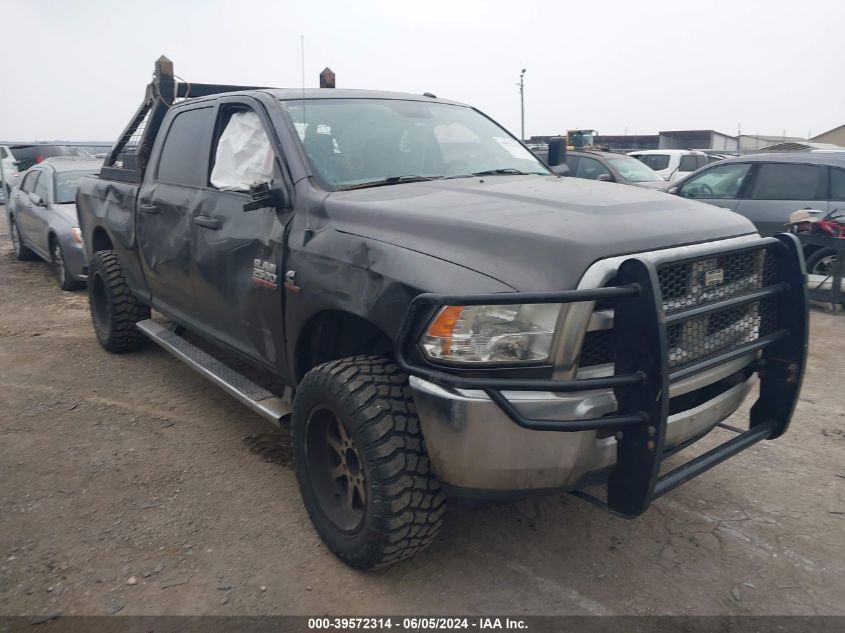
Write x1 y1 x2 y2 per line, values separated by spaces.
283 220 513 379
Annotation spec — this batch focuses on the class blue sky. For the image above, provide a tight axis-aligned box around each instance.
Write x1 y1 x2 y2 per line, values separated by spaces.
1 0 843 141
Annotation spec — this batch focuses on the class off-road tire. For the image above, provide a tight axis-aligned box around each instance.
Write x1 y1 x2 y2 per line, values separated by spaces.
51 239 83 291
292 355 445 570
88 250 150 353
9 217 36 261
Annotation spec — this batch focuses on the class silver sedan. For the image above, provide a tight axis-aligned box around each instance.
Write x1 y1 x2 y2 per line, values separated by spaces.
7 158 102 290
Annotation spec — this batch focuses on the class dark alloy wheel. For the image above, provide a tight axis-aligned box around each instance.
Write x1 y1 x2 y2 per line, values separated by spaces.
305 404 367 533
292 356 445 570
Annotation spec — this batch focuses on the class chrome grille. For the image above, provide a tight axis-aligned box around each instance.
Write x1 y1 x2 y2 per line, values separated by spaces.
579 245 779 370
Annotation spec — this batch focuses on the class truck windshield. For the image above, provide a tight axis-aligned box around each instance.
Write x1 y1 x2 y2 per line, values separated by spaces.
280 98 550 190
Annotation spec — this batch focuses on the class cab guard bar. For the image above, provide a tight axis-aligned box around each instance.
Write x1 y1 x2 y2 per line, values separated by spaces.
395 234 808 517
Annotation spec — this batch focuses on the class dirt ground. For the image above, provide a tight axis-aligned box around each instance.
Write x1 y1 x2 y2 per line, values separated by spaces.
1 207 844 618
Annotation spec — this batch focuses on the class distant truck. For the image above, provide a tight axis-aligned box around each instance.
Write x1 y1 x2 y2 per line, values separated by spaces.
76 57 808 569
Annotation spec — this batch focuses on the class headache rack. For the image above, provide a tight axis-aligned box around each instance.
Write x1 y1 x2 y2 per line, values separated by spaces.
100 56 269 184
395 234 808 518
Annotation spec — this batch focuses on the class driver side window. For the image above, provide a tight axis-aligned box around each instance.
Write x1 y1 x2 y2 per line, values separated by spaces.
34 172 51 203
678 163 750 199
21 171 39 193
210 107 277 192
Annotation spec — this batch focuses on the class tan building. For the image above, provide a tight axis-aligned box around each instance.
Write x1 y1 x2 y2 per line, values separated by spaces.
812 124 845 146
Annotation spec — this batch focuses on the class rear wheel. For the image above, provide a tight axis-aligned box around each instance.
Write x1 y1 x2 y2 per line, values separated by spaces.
807 247 845 307
88 250 150 352
806 247 838 277
292 356 445 569
51 239 83 291
9 217 36 261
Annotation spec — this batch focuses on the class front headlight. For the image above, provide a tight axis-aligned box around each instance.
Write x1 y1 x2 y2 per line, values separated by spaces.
70 227 83 244
420 303 560 364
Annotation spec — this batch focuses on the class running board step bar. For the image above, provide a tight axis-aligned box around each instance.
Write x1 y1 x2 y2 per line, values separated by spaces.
136 320 291 425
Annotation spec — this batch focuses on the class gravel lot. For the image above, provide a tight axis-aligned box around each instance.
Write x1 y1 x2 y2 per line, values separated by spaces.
1 206 844 617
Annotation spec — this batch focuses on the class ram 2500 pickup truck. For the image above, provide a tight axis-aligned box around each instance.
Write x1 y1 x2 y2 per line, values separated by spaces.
76 57 808 570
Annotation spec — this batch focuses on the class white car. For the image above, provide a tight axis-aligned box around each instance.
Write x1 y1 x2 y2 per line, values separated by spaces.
0 146 20 195
627 149 711 183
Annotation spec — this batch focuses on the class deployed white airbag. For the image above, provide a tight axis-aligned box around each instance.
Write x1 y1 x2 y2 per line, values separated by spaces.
210 111 274 191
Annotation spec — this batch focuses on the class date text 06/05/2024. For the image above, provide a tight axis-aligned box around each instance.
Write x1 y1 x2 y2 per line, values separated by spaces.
307 617 528 630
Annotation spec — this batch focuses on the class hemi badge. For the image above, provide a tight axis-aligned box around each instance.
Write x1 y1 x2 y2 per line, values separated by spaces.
704 269 724 287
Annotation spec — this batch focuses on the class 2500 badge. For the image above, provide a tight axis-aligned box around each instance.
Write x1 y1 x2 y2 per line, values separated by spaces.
252 258 278 289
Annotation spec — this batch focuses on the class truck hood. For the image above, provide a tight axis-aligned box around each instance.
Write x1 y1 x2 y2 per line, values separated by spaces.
324 175 755 291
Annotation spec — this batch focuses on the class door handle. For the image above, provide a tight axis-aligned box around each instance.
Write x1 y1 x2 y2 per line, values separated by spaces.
138 203 160 215
193 215 222 230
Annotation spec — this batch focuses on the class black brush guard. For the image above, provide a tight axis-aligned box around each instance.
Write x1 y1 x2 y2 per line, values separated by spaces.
395 234 808 518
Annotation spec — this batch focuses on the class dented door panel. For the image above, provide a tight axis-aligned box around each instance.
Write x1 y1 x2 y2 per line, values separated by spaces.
190 190 289 371
282 186 513 383
136 182 199 324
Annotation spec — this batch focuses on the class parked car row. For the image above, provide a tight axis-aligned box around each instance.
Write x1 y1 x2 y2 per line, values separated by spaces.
536 144 845 269
1 143 97 194
665 153 845 241
628 149 728 183
7 156 102 290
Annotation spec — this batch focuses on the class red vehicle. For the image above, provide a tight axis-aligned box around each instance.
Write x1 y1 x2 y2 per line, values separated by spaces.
786 208 845 277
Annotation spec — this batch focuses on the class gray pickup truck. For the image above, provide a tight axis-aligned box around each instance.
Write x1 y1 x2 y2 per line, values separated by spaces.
76 57 808 570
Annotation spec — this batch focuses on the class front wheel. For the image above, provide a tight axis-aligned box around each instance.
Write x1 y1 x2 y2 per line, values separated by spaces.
292 356 445 569
88 250 150 352
52 239 83 291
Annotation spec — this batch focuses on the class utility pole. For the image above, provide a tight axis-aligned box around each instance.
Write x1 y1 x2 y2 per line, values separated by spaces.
518 69 526 142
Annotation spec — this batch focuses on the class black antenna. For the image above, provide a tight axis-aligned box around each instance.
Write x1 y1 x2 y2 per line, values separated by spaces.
301 35 314 242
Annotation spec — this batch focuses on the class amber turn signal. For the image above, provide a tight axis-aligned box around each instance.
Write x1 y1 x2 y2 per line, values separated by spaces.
425 305 465 338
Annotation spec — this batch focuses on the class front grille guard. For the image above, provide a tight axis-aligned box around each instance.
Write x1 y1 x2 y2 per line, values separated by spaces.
395 234 808 518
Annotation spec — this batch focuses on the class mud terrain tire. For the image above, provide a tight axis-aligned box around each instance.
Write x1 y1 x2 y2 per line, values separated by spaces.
292 355 445 569
88 250 150 353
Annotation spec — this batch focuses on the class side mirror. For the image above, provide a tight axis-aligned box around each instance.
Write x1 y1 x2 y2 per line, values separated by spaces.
667 186 678 195
551 164 570 177
28 192 45 206
547 137 567 166
243 181 290 212
596 173 612 182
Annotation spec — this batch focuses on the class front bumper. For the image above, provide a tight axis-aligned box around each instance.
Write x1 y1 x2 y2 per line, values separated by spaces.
62 237 88 281
411 363 757 493
397 234 808 518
